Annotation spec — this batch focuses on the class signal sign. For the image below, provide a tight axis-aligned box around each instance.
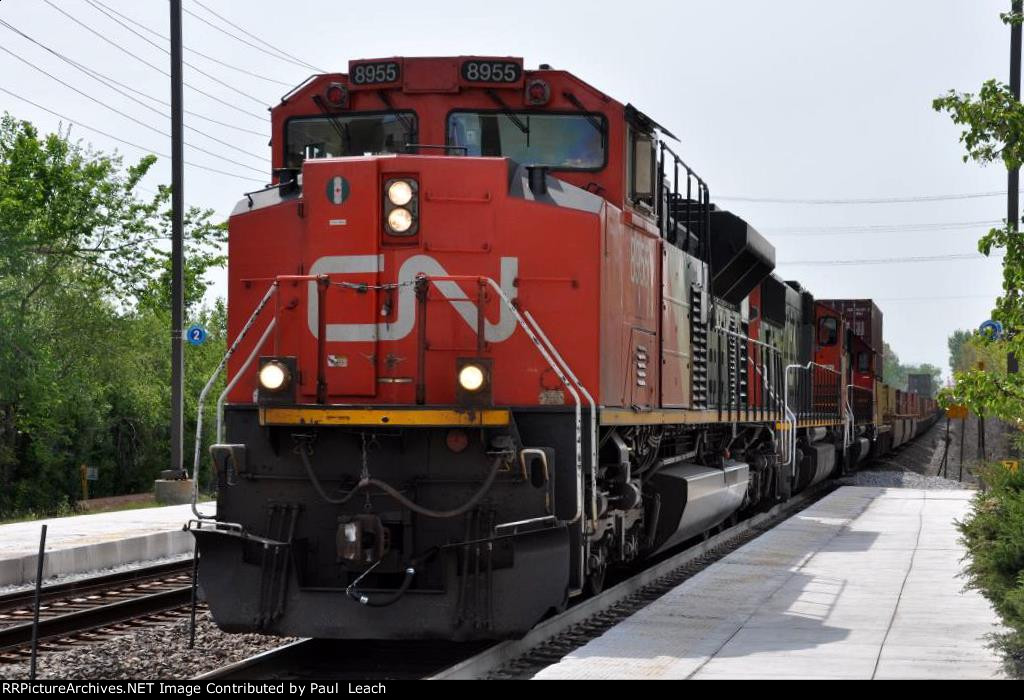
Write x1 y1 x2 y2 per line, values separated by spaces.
946 405 969 420
186 324 208 347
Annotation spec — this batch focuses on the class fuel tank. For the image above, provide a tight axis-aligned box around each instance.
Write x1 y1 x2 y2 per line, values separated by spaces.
647 460 749 554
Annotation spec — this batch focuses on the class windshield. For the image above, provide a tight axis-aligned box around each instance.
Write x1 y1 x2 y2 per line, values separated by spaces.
284 112 417 168
447 111 606 170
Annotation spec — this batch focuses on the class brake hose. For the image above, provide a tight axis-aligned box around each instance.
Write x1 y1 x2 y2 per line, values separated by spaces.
346 548 438 608
299 449 505 519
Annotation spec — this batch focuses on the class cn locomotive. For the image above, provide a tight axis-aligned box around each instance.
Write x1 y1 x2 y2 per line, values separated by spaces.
190 57 938 640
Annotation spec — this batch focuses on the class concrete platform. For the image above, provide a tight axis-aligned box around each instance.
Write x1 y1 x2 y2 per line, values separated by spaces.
0 502 213 587
536 487 1007 680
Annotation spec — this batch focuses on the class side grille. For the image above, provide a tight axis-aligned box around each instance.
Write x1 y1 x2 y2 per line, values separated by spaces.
636 345 649 388
690 286 708 409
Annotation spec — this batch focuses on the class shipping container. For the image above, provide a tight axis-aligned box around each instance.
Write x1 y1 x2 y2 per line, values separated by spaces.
907 373 935 399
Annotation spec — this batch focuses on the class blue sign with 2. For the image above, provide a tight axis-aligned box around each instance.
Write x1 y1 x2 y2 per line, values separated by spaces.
186 324 208 347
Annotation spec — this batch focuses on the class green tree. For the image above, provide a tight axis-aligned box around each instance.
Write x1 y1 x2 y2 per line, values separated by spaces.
934 8 1024 676
0 114 226 515
882 342 907 389
949 329 974 373
933 10 1024 419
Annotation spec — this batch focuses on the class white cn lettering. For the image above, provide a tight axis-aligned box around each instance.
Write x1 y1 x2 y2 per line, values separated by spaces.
307 255 519 343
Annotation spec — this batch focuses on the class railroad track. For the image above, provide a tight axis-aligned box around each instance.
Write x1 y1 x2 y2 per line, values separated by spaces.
200 485 834 681
0 559 195 663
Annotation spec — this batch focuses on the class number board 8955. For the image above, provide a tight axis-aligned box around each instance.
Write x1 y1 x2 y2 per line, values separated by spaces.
461 60 522 85
350 61 401 87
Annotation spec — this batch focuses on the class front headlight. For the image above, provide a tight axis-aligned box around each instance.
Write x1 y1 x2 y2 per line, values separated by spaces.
259 362 289 391
387 180 414 206
383 178 418 236
458 364 486 392
387 207 414 233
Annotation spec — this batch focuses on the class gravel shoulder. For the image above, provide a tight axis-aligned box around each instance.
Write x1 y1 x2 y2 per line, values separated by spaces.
0 613 297 680
840 415 1012 490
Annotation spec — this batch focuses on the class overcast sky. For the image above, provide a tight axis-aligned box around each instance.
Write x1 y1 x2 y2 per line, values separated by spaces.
0 0 1014 374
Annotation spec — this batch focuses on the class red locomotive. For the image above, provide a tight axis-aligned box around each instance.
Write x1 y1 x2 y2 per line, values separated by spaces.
190 57 938 640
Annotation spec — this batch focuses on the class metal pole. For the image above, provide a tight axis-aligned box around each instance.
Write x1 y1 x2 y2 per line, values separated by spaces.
188 541 199 649
169 0 186 480
1011 1 1022 374
29 524 47 680
959 417 966 482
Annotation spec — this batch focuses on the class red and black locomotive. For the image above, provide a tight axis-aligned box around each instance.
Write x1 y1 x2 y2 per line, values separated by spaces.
190 57 938 640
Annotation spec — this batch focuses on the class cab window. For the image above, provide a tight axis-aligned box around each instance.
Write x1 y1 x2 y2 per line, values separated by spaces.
858 352 871 373
818 317 838 346
447 111 606 170
629 128 656 207
284 112 417 169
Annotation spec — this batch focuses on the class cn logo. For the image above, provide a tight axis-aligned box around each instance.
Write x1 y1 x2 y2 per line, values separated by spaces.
307 255 519 343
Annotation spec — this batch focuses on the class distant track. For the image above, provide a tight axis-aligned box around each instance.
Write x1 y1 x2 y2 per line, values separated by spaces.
0 560 194 662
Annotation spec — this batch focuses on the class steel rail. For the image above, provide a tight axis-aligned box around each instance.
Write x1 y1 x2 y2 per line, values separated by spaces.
0 586 192 655
0 560 192 613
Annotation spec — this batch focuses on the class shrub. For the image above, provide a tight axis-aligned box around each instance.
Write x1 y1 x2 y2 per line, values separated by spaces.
958 463 1024 677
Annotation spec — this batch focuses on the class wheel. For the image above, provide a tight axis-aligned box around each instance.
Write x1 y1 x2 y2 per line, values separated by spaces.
585 545 608 596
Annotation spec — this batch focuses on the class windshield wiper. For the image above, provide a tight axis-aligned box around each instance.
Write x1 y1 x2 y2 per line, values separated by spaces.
485 89 530 136
376 90 416 142
311 94 350 152
562 90 606 142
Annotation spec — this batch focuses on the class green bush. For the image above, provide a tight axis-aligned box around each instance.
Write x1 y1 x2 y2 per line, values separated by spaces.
958 463 1024 677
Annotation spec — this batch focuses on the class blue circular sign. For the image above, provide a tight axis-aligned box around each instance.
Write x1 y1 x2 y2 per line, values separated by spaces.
186 324 208 347
979 320 1004 340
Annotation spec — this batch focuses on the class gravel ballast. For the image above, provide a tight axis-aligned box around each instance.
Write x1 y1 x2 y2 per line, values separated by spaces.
0 613 297 680
841 417 981 490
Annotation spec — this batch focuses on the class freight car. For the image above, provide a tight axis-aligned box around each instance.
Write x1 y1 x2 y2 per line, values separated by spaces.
188 57 939 641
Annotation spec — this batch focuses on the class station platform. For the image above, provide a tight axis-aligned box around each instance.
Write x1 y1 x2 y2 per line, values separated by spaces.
0 502 212 587
536 487 1006 680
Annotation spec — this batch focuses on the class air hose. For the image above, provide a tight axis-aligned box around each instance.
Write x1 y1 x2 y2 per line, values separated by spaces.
346 549 438 608
299 448 504 519
347 566 416 608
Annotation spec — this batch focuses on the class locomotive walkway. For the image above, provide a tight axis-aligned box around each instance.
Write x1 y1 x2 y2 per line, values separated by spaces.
535 487 1006 680
0 503 211 587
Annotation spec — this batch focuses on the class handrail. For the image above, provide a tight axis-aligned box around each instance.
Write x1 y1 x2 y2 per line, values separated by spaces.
524 311 598 526
782 362 843 468
192 271 590 544
190 281 279 520
426 275 585 527
216 319 277 443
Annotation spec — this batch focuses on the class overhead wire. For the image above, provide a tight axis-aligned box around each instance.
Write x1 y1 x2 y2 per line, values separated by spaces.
0 25 268 164
86 0 294 88
0 44 266 176
719 191 1017 205
0 19 266 138
0 86 266 185
778 253 1002 266
79 0 271 109
187 0 325 73
41 0 267 122
763 220 1003 236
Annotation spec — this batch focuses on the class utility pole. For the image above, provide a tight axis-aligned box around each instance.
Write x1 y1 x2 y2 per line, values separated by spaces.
1010 0 1021 375
167 0 185 481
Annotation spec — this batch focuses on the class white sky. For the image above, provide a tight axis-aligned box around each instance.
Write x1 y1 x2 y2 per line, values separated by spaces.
0 0 1013 374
